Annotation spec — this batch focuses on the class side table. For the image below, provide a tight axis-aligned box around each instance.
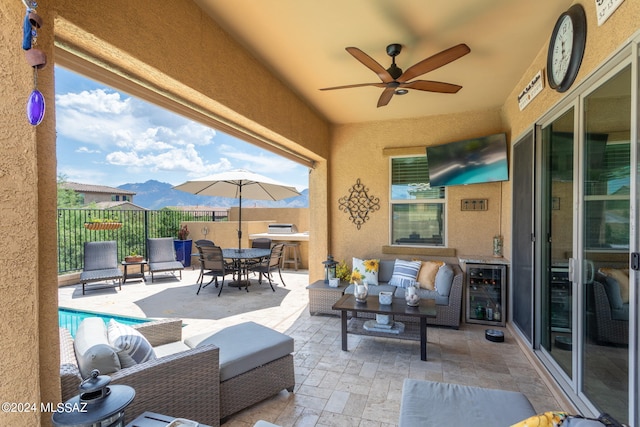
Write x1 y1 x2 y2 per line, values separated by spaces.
121 260 147 283
306 279 346 315
125 411 211 427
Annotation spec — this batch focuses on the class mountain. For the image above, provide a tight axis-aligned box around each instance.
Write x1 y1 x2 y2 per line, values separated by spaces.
118 180 309 210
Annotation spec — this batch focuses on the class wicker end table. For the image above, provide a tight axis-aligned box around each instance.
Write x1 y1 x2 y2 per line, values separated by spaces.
306 279 346 315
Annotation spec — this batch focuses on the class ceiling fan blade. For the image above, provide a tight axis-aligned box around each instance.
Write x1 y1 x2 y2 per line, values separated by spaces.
398 43 470 82
346 47 395 83
401 80 463 93
377 86 396 107
320 82 386 91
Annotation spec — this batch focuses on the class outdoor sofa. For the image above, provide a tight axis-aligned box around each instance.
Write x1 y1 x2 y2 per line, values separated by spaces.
343 258 464 328
60 317 294 425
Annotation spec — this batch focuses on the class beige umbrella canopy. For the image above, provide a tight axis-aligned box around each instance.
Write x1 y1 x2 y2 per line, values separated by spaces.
173 169 301 252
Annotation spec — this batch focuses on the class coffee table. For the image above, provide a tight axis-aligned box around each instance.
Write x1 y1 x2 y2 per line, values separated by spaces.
332 294 436 361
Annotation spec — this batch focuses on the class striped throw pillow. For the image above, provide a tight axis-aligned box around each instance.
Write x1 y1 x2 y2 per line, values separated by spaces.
388 259 422 288
108 319 156 365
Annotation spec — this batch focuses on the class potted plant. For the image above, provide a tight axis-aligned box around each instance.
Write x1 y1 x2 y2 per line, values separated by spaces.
124 251 144 263
83 217 122 231
173 225 192 267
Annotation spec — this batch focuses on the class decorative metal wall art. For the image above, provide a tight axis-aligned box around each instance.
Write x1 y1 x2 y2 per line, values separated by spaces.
338 178 380 230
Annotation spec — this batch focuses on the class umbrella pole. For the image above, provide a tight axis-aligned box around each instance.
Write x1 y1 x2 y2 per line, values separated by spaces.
237 186 242 252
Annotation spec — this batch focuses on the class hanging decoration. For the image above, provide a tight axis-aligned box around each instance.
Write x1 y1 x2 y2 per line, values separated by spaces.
338 178 380 230
21 0 46 126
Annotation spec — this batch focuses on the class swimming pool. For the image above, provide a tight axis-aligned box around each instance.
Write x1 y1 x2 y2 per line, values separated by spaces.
58 307 150 337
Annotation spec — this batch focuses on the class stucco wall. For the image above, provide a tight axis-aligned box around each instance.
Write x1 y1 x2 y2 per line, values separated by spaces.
2 0 639 424
0 1 59 426
503 0 640 138
329 111 506 266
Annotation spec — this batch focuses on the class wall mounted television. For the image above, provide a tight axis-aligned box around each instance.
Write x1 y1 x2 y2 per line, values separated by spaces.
426 132 509 187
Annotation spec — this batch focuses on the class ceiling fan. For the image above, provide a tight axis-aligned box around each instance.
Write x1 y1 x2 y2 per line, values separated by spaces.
320 43 470 107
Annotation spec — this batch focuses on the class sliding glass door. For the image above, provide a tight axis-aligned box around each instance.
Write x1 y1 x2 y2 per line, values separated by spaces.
581 65 631 424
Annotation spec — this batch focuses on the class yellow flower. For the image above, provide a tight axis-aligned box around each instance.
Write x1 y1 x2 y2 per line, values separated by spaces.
350 270 362 283
364 259 379 273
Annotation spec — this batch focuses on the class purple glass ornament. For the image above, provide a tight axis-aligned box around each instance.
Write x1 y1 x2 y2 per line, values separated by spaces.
27 89 45 125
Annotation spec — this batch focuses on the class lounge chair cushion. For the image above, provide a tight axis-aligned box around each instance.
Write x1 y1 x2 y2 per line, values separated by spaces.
107 319 157 365
185 321 294 382
73 317 121 378
399 379 536 427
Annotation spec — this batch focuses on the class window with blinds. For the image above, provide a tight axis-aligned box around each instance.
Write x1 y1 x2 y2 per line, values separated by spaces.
390 156 446 246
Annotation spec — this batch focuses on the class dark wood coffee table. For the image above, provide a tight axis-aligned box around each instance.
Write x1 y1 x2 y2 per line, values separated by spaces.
332 294 436 361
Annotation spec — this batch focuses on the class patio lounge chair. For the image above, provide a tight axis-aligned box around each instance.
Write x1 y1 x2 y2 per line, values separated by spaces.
79 241 123 295
248 243 286 291
147 237 184 282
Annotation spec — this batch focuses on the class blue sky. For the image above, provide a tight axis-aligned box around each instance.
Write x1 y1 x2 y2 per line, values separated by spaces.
54 66 309 190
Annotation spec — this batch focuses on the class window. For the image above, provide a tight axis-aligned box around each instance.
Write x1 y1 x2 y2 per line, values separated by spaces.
390 156 446 246
111 195 120 201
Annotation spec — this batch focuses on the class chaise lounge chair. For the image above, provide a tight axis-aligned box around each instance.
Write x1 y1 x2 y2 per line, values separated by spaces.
79 241 124 295
147 237 184 282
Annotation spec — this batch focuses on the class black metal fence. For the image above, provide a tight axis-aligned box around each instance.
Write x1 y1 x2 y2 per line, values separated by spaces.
57 208 228 274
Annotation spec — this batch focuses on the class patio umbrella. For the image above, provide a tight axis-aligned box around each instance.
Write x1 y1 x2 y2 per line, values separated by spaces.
173 169 301 252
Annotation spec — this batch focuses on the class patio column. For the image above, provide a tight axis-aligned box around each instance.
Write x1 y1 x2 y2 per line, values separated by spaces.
0 2 59 426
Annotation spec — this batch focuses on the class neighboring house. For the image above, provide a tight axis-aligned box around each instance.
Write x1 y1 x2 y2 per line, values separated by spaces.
169 205 229 219
92 201 147 211
62 182 137 206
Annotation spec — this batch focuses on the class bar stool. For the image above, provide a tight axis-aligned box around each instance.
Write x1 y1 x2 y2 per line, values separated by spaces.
281 242 300 270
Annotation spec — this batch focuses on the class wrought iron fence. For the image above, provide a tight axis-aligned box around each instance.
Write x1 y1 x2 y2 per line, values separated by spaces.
57 208 227 273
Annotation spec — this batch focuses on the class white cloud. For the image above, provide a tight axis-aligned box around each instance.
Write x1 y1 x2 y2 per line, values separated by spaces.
106 143 232 175
218 144 299 175
56 89 216 154
76 146 100 154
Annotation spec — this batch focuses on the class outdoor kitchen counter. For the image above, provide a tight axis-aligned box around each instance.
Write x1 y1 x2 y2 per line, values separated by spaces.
249 232 309 241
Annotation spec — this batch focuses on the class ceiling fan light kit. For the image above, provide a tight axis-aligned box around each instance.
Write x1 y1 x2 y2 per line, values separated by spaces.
320 42 470 107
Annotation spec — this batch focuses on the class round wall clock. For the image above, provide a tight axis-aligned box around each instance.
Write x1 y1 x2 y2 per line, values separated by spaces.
546 4 587 93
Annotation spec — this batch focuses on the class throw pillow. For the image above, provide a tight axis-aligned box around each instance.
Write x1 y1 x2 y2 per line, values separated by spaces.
388 259 422 288
108 319 156 365
351 257 379 285
599 268 629 304
73 317 121 378
510 411 568 427
435 264 454 297
417 260 445 290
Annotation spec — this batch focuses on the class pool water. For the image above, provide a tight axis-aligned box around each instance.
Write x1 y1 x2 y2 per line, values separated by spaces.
59 307 150 337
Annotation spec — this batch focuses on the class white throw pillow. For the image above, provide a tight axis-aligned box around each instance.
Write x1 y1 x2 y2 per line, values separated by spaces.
108 319 156 365
351 257 379 285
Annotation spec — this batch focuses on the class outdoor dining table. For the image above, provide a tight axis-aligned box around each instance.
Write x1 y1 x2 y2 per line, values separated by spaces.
222 248 270 289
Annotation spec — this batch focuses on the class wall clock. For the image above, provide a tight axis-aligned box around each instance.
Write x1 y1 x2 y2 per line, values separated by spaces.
546 4 587 93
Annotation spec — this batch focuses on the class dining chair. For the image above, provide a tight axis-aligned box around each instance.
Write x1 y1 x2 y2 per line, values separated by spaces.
197 245 230 297
248 243 286 291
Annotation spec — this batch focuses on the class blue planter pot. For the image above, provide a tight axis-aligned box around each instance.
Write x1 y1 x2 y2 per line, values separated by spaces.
173 240 192 267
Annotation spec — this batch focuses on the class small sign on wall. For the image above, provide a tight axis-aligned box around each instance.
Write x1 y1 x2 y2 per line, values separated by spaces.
595 0 625 26
518 70 544 111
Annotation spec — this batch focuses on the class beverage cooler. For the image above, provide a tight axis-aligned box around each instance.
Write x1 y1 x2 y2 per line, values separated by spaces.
466 264 507 326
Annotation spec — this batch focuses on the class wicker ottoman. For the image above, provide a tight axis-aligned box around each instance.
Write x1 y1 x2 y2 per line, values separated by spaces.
186 321 295 420
307 280 346 315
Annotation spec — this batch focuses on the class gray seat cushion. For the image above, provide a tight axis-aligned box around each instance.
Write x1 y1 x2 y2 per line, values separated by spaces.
185 321 294 381
399 379 536 427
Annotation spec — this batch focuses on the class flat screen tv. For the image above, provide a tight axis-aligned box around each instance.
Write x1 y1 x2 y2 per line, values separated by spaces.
426 132 509 187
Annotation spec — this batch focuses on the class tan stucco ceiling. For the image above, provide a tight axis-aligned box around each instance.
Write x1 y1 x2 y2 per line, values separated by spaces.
195 0 575 125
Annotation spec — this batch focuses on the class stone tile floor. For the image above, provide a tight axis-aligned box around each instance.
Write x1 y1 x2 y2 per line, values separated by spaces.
59 267 561 426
